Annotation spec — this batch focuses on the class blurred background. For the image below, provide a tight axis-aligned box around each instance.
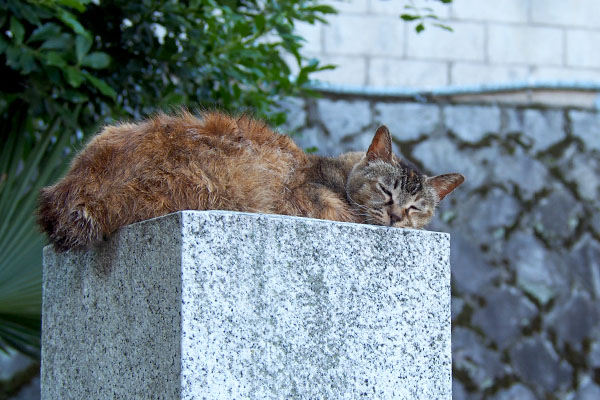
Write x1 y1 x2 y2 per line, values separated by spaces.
2 1 600 399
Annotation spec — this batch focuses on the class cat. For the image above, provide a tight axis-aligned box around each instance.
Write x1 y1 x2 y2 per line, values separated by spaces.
37 111 464 251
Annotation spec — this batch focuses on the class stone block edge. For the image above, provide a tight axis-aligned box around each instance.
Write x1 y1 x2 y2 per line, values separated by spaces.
42 209 451 256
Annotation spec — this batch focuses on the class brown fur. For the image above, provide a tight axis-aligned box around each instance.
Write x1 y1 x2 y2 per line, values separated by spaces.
38 111 464 251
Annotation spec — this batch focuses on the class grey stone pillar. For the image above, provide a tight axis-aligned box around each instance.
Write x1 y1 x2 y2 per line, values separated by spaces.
42 211 451 399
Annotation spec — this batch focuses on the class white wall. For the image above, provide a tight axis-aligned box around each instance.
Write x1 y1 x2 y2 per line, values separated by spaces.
299 0 600 89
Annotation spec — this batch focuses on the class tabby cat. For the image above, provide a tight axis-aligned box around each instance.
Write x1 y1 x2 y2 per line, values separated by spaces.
38 111 464 251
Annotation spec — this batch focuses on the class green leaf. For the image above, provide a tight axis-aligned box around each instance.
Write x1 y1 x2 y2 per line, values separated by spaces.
303 5 337 15
296 66 310 86
65 66 85 87
416 23 425 33
40 33 72 51
81 52 111 69
44 52 67 68
75 35 92 63
54 0 89 12
434 23 454 32
315 63 336 72
400 14 420 21
57 8 91 40
62 90 89 103
162 91 186 105
255 14 266 33
19 50 37 74
10 17 25 44
29 23 62 42
82 71 117 98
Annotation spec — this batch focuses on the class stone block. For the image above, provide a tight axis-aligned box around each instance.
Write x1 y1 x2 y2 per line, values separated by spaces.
475 146 549 200
316 98 372 139
406 21 485 62
510 336 573 393
275 97 306 133
567 235 600 299
546 291 600 351
567 29 600 68
323 15 404 56
506 231 566 305
452 327 505 392
294 21 323 54
444 105 501 142
292 126 337 156
368 58 449 88
451 0 528 23
531 0 600 29
530 66 600 82
493 384 538 400
449 233 498 295
503 108 524 133
42 211 451 400
563 150 600 201
471 287 537 351
488 25 563 65
570 110 600 151
467 188 520 233
313 55 368 86
523 109 565 152
589 340 600 368
412 137 486 188
575 381 600 400
375 102 440 140
450 62 528 86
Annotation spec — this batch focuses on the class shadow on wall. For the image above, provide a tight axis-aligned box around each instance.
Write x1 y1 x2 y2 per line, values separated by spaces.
286 95 600 400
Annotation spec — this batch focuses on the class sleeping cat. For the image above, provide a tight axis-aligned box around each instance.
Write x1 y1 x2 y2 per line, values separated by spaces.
37 111 464 251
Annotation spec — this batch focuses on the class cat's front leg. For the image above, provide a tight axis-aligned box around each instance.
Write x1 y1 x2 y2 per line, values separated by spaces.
298 184 358 224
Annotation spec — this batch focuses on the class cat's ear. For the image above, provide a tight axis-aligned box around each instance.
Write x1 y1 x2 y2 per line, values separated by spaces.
426 173 465 201
366 125 393 163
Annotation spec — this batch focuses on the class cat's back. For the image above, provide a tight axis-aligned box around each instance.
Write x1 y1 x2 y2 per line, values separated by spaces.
76 111 305 174
38 111 309 250
76 111 310 204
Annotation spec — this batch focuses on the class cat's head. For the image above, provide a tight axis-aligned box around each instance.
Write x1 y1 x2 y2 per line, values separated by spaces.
346 125 464 229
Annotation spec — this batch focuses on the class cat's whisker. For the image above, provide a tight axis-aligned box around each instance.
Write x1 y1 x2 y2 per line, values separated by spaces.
346 194 371 212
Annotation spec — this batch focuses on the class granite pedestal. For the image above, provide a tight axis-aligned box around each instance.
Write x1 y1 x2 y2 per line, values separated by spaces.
42 211 451 399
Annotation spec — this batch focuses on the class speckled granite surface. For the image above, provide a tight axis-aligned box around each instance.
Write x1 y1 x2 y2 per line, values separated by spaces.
42 211 451 399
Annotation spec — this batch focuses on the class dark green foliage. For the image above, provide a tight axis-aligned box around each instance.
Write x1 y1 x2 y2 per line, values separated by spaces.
0 0 335 358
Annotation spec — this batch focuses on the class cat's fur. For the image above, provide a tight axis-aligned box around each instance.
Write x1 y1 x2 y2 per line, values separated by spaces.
38 111 464 251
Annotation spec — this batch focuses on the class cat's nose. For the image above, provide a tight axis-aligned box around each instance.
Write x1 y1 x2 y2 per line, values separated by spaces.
389 213 402 225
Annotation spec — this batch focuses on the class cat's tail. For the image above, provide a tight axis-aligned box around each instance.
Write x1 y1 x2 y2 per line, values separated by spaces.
37 183 104 252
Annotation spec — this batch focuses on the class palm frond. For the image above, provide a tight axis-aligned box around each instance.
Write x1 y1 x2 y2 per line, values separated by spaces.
0 117 73 358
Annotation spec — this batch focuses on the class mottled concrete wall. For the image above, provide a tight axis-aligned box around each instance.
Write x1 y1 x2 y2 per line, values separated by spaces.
42 211 451 399
282 95 600 399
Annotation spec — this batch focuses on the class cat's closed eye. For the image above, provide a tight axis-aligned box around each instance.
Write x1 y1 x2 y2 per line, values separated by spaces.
376 183 394 205
377 183 392 197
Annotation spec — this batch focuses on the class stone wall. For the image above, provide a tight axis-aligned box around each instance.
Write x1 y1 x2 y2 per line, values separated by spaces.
299 0 600 88
282 94 600 399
